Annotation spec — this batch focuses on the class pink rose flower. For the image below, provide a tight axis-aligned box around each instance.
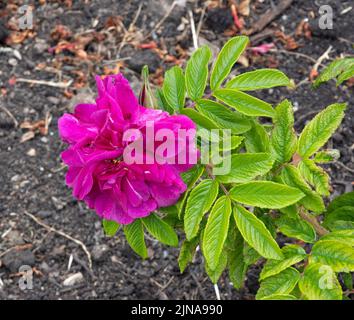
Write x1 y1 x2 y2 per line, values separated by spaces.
58 74 197 224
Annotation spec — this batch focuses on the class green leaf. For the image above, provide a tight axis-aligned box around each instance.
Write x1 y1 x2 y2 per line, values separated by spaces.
299 263 342 300
313 58 354 88
102 219 120 237
196 99 251 134
210 36 249 90
260 294 297 300
320 230 354 247
281 165 325 213
214 89 275 117
298 159 330 196
178 237 199 273
297 103 346 158
180 165 205 189
323 206 354 231
142 214 178 246
180 108 218 130
184 179 219 240
314 149 340 163
270 100 297 163
202 196 232 270
205 250 228 284
216 153 274 184
123 219 147 258
276 216 316 243
225 226 247 289
226 69 291 91
243 243 261 265
243 120 270 153
156 88 173 114
260 245 307 280
233 205 283 260
342 272 353 290
185 45 212 100
162 66 186 111
337 64 354 85
327 191 354 213
309 240 354 272
230 181 304 209
256 268 300 300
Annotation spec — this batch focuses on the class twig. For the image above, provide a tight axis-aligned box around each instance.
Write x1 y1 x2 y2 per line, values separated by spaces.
312 45 333 73
23 211 92 270
188 9 198 50
196 4 207 40
145 1 177 39
335 161 354 174
272 49 318 64
117 2 143 56
214 284 221 300
298 208 329 236
15 78 73 88
190 271 207 300
0 104 18 127
247 0 293 35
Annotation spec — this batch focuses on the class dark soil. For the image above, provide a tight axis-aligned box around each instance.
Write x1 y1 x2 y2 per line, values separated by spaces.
0 0 353 300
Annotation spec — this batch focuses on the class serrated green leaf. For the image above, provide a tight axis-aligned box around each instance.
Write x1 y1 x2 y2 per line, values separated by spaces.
233 205 283 260
337 64 354 85
216 153 274 184
184 179 219 240
298 103 346 158
260 294 297 300
243 243 261 265
314 58 354 88
205 250 228 284
309 240 354 272
178 237 199 273
202 196 232 270
142 214 178 246
324 206 354 231
162 66 186 111
226 69 291 91
180 108 218 130
260 245 307 280
298 159 330 196
230 181 304 209
327 191 354 213
102 219 120 237
196 99 251 134
276 216 316 243
299 263 342 300
342 272 353 290
180 165 205 189
185 45 212 100
281 165 325 213
256 268 300 300
210 36 249 90
225 226 247 289
123 219 147 258
270 100 297 163
243 120 270 153
320 230 354 247
156 88 174 114
314 149 340 163
214 89 275 117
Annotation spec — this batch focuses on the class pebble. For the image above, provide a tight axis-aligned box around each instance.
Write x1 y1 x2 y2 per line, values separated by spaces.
2 250 35 273
63 272 84 286
26 148 36 157
47 96 60 105
92 244 109 261
3 230 24 246
8 58 18 66
37 210 52 218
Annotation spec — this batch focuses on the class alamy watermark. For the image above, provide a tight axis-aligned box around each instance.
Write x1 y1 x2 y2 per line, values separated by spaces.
18 265 33 290
18 5 34 30
319 5 333 30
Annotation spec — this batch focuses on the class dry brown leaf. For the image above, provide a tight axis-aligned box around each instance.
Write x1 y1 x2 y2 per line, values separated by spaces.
239 0 251 16
20 131 35 143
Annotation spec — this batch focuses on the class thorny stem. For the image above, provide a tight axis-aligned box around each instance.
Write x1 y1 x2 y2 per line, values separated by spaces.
205 164 229 196
298 207 329 236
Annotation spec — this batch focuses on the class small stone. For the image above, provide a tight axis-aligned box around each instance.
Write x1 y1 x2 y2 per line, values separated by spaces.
26 148 36 157
2 250 35 273
92 244 109 261
3 230 24 246
47 96 60 105
37 210 52 218
51 196 66 210
63 272 84 286
8 58 17 66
